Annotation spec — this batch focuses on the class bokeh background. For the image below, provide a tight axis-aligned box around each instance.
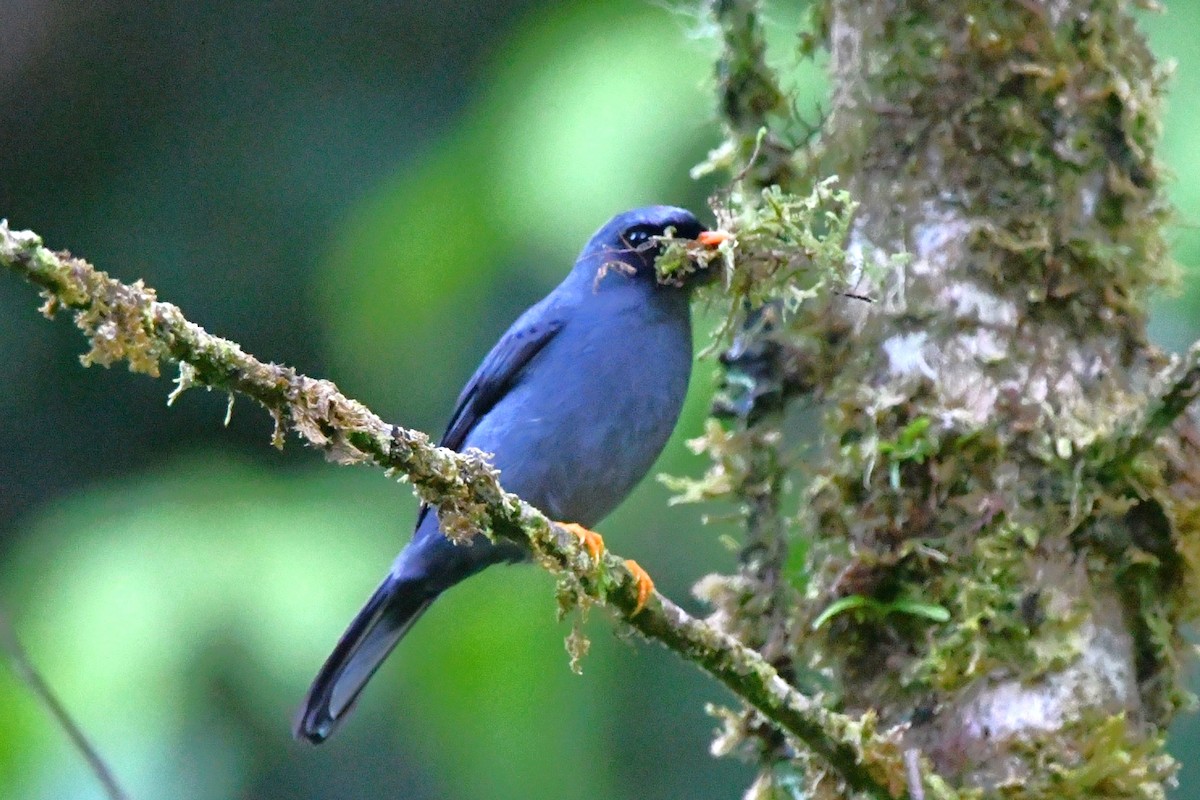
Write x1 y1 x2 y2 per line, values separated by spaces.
0 2 1197 798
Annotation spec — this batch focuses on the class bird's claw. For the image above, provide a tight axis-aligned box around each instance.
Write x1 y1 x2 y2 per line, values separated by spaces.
557 524 651 614
623 559 654 615
559 522 606 562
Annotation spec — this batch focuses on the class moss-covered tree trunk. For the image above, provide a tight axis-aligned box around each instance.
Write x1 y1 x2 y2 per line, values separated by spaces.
705 0 1195 796
4 1 1199 798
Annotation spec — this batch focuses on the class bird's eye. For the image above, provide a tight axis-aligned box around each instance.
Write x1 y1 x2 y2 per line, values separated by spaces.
625 228 653 247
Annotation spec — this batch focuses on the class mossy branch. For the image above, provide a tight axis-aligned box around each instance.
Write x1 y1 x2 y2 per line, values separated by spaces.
0 220 907 800
1105 342 1200 479
698 0 798 189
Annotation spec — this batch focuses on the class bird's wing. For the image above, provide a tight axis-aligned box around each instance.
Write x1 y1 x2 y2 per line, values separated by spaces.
411 309 565 532
440 313 564 451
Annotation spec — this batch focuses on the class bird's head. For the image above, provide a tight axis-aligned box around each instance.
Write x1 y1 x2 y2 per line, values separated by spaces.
577 205 719 291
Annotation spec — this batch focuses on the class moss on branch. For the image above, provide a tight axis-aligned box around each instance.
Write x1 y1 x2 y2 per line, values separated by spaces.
683 0 1199 796
0 219 911 799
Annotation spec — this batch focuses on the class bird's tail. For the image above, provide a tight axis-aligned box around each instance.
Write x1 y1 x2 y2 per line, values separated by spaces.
294 573 436 743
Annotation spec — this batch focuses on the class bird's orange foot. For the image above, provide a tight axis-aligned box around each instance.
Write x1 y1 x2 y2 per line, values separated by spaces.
559 522 606 562
623 559 655 615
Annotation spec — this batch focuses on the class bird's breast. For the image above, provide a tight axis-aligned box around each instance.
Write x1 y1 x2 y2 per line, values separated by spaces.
464 301 692 525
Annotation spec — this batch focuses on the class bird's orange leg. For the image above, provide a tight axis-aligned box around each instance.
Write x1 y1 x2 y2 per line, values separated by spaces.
623 559 655 615
556 523 653 614
558 522 605 562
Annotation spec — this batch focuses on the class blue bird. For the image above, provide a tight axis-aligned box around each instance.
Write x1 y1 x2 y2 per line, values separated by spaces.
295 206 720 743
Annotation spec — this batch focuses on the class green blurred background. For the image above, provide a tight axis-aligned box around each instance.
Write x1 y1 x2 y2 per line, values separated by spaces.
0 2 1197 798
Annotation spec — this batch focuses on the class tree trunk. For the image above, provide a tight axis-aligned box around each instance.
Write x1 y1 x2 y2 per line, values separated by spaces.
4 1 1196 797
707 0 1193 795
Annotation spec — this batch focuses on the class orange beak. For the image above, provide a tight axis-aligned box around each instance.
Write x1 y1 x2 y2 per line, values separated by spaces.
696 230 730 247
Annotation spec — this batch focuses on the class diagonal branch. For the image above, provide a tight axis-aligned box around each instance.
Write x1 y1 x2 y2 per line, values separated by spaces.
0 610 130 800
0 220 906 799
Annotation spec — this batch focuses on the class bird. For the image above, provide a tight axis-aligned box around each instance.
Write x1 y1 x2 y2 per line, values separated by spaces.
295 205 725 743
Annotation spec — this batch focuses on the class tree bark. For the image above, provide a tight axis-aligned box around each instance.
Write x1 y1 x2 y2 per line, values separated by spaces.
702 0 1192 795
4 1 1198 797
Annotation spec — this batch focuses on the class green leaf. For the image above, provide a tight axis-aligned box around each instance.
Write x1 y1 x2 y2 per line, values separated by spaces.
884 598 951 623
812 593 951 629
812 595 873 629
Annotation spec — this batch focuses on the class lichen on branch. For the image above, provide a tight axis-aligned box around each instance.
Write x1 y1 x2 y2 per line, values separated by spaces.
664 0 1200 798
0 219 908 799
